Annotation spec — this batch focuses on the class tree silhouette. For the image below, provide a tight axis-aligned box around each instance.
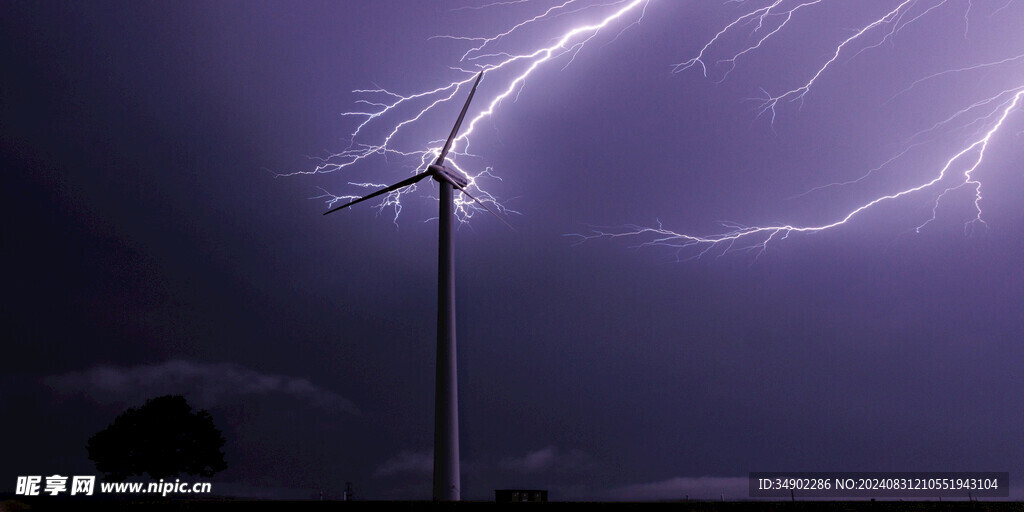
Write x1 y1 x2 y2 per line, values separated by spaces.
87 395 227 481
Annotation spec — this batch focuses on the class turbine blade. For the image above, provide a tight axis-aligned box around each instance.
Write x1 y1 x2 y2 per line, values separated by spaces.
435 71 484 166
323 172 430 215
453 184 515 231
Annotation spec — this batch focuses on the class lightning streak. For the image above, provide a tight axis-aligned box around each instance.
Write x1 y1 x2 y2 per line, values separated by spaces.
569 0 1024 258
281 0 650 223
291 0 1022 258
572 88 1023 258
752 0 931 120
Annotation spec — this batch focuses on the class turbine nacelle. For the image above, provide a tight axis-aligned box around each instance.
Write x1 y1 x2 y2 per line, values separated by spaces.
428 164 468 189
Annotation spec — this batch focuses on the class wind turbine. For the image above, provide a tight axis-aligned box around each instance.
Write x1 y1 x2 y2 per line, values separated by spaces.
324 70 508 501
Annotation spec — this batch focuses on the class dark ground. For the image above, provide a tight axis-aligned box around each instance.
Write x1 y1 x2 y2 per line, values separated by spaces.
4 499 1024 511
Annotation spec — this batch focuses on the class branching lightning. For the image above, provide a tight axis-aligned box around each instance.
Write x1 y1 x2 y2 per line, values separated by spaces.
290 0 1022 259
281 0 651 224
568 0 1024 258
572 87 1022 259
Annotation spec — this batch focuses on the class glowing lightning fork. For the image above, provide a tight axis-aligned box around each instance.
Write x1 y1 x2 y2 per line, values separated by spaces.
571 88 1024 259
304 0 1021 261
565 0 1023 258
286 0 650 224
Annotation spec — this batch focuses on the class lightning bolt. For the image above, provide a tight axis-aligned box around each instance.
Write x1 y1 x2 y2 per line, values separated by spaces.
568 0 1023 258
571 87 1023 259
281 0 651 224
286 0 1022 259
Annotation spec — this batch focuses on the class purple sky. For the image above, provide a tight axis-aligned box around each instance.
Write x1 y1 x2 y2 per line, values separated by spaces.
2 0 1023 501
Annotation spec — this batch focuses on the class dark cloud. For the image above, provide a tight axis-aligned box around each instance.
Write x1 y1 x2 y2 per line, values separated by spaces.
500 446 593 474
43 360 358 414
608 476 748 501
501 446 557 472
374 450 433 478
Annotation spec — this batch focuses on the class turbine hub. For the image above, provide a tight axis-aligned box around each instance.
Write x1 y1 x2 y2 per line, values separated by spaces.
429 164 469 189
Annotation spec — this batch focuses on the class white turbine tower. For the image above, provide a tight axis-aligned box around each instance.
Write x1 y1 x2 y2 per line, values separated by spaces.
324 71 508 501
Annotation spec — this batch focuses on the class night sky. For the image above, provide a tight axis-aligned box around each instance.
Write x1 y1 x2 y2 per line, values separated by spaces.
3 0 1023 501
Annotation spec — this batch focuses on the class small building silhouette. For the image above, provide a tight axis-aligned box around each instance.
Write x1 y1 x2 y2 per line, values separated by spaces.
495 489 548 502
